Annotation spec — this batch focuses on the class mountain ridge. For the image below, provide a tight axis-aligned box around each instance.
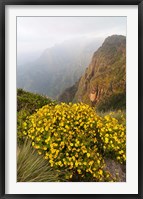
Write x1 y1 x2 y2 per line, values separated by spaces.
17 37 102 99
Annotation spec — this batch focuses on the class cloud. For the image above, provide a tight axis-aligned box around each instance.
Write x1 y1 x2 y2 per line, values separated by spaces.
17 16 126 55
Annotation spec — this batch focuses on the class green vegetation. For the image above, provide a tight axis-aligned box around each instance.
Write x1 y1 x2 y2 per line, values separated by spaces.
17 90 126 182
97 109 126 125
17 88 55 113
97 92 126 112
17 140 62 182
17 88 56 144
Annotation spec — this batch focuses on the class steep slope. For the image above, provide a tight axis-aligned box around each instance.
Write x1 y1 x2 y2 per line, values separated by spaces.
60 35 126 111
58 80 80 103
17 37 102 99
75 35 126 110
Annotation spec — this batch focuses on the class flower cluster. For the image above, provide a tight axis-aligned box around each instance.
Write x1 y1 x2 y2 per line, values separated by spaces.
23 103 106 181
22 102 126 181
97 113 126 164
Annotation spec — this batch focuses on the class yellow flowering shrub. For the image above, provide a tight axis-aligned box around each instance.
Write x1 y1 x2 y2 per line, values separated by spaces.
22 102 126 181
23 103 107 181
97 114 126 164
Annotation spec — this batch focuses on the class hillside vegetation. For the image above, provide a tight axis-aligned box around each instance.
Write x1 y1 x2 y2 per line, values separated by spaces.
17 89 126 182
17 89 56 144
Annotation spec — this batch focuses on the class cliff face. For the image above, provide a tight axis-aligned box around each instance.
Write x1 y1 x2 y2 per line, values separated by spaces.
60 35 126 111
74 35 126 110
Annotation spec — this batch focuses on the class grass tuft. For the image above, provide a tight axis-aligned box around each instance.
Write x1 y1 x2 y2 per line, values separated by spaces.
17 140 61 182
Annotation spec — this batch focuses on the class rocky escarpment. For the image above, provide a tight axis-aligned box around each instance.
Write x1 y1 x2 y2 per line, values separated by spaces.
71 35 126 110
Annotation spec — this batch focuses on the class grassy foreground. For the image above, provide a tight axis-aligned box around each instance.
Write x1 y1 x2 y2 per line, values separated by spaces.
17 140 62 182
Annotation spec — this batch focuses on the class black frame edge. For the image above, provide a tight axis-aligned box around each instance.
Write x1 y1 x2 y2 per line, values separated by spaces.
138 1 143 199
0 0 5 199
0 194 140 199
0 0 142 199
0 0 142 5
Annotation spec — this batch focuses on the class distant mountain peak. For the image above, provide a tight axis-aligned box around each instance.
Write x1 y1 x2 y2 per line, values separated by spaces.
102 35 126 46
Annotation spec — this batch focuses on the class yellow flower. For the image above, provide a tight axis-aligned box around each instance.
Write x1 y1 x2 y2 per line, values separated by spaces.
54 132 58 137
98 169 103 175
23 122 27 127
70 174 73 178
77 169 81 174
36 137 41 141
65 125 70 130
97 160 100 164
105 138 109 143
38 151 42 155
35 145 40 149
32 142 35 146
43 146 47 150
75 161 78 167
87 153 90 157
89 161 94 166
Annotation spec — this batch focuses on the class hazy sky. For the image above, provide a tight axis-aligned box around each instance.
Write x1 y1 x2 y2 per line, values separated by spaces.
17 16 126 57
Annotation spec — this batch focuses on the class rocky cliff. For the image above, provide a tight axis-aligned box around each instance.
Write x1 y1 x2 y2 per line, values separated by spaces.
59 35 126 111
